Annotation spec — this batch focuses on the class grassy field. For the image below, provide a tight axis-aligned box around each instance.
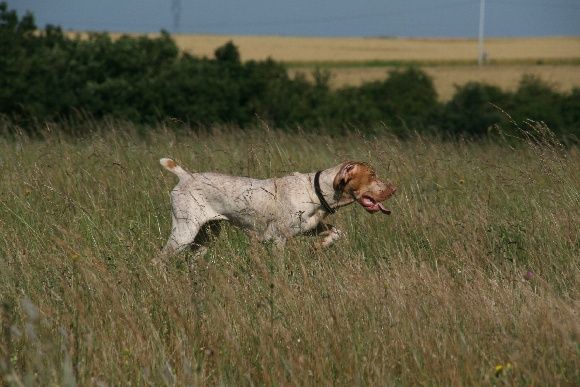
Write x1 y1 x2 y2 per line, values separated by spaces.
0 122 578 385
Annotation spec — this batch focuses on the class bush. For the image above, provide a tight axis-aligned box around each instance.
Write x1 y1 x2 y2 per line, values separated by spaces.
561 88 580 142
508 76 565 134
442 82 511 137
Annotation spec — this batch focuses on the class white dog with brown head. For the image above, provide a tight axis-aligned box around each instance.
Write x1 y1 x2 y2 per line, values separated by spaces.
159 159 396 258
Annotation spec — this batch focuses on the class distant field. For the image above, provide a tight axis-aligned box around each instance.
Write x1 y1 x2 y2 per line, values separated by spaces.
167 34 580 99
167 35 580 64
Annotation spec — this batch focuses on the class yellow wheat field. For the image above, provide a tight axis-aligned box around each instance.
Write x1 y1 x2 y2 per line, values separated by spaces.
168 35 580 63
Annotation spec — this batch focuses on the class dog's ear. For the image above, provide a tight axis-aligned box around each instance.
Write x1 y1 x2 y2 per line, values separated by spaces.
333 162 357 193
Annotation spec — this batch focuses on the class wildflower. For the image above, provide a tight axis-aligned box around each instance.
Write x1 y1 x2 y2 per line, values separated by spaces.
523 271 534 281
495 362 513 377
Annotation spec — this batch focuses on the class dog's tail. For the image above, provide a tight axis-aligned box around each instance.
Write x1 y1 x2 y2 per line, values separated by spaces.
160 158 189 180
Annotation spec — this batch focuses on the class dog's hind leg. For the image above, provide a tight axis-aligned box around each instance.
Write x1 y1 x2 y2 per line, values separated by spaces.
153 218 200 278
160 197 218 256
160 210 203 258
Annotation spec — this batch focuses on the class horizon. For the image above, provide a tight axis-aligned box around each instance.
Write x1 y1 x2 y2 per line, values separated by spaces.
70 32 579 40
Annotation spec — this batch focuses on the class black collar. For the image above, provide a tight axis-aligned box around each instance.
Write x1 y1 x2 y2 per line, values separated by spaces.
314 171 336 214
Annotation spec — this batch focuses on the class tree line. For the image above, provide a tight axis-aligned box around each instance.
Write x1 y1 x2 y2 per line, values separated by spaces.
1 3 578 141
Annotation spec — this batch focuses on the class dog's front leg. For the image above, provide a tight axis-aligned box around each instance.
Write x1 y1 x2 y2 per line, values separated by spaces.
320 225 344 248
308 223 344 248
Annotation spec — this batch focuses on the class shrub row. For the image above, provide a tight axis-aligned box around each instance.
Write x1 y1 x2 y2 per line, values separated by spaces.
1 3 578 141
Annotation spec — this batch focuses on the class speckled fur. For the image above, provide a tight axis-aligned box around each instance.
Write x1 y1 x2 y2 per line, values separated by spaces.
158 158 395 258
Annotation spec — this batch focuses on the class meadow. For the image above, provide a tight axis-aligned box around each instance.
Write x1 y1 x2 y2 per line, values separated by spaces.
0 121 578 385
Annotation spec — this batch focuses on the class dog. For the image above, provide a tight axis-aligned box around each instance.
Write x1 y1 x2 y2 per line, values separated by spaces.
159 158 396 257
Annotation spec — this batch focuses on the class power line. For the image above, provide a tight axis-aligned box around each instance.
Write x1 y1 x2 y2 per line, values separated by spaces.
478 0 486 66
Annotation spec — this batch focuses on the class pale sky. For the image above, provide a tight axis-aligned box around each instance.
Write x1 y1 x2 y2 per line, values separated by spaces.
10 0 580 37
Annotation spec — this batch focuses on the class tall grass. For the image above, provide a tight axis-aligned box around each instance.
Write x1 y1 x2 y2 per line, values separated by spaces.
0 122 578 385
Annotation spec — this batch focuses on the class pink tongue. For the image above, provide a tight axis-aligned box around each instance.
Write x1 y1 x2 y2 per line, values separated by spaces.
361 197 374 207
361 197 392 215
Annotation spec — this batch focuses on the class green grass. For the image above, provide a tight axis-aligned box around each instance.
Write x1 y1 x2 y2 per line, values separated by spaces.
0 121 578 385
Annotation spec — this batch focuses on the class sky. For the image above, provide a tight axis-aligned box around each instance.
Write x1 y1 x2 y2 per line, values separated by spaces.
10 0 580 37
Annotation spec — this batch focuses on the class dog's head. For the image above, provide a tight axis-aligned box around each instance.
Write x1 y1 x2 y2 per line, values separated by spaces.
333 161 396 214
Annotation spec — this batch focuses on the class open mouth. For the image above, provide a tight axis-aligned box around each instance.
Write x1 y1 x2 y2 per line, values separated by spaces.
360 196 391 215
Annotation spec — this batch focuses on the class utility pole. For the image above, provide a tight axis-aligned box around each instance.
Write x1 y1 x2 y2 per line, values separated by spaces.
478 0 486 65
172 0 181 33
